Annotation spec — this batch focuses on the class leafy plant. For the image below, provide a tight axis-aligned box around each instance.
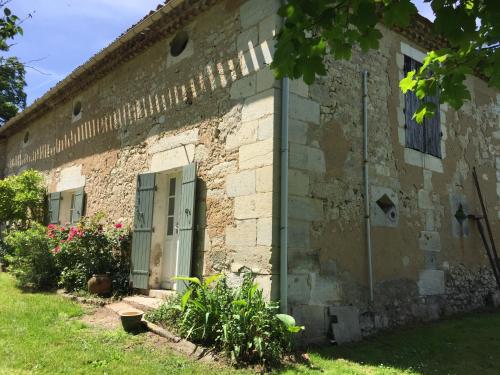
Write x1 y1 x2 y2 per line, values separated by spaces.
0 3 26 124
0 169 46 229
4 223 58 290
48 215 131 294
272 0 500 122
146 273 304 366
0 237 12 266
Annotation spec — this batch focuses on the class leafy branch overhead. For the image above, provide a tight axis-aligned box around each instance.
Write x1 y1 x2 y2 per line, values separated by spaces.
271 0 500 122
0 2 26 125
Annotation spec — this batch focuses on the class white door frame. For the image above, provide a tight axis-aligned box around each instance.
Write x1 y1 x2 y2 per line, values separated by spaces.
160 171 182 289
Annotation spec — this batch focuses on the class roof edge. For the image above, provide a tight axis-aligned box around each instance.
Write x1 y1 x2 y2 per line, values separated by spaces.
0 0 192 137
0 6 451 138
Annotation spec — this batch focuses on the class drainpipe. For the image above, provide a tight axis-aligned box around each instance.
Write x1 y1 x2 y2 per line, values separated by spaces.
279 0 290 315
362 70 374 303
280 76 289 314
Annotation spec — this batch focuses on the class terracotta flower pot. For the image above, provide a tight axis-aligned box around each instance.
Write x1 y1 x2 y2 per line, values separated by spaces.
119 310 144 332
87 274 112 296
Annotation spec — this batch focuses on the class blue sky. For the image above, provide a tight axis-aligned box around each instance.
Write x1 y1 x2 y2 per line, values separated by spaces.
5 0 434 105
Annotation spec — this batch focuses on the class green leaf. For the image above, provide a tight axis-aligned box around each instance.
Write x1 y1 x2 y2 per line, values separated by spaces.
172 276 201 285
383 0 417 27
276 314 297 327
399 71 417 93
413 105 427 124
358 28 382 51
180 288 193 310
288 325 305 333
203 274 222 287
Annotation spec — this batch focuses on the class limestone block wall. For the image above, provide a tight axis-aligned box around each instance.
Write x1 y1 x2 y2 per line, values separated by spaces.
288 25 500 341
1 0 281 296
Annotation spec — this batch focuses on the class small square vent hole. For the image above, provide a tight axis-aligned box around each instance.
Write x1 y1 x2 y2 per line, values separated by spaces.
376 194 395 214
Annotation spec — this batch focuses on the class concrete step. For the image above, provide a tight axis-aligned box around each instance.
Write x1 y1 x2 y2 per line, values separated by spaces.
122 295 163 312
149 289 176 299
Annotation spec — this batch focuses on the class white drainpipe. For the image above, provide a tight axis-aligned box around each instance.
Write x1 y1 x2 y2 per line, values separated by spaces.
280 76 289 313
279 0 290 314
362 70 374 302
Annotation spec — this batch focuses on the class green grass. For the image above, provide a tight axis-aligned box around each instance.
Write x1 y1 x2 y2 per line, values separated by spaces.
282 311 500 375
2 272 500 375
0 273 248 375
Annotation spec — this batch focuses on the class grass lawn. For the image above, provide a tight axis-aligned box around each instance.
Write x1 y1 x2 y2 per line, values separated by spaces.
284 310 500 375
1 272 500 374
0 273 248 375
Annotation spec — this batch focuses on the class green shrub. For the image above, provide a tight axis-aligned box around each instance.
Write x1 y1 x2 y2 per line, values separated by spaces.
0 169 46 229
48 215 131 294
0 238 13 267
5 224 58 290
145 274 303 366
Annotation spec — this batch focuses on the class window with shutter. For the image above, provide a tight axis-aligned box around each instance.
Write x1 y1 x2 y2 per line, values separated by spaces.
403 55 441 158
70 187 85 224
48 192 61 225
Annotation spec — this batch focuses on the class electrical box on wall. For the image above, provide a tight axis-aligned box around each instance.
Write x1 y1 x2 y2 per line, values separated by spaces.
371 186 399 227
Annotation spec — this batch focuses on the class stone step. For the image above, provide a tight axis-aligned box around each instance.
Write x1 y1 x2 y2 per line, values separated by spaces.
149 289 176 299
122 295 163 312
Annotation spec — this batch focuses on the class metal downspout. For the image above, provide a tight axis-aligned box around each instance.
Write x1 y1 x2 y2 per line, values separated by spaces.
362 70 374 302
278 0 290 314
280 76 289 313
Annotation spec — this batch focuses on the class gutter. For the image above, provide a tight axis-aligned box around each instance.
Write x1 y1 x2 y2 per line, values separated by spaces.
280 77 289 313
279 0 289 314
362 70 374 303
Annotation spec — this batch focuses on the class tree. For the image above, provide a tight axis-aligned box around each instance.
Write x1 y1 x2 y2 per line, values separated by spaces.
0 169 46 229
271 0 500 122
0 1 26 126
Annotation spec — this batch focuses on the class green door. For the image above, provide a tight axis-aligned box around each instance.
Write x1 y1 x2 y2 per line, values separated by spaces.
176 163 197 294
130 173 156 290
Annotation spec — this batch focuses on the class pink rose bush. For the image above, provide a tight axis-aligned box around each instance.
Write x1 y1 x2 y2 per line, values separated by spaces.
48 215 131 293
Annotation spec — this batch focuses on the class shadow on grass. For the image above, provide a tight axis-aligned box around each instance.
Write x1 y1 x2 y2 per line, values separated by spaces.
291 310 500 375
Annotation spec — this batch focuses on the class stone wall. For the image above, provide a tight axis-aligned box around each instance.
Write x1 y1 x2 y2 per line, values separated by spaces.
1 0 282 296
287 25 500 342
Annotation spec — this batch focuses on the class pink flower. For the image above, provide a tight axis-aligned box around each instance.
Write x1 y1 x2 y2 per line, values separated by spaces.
52 246 61 254
67 226 79 241
115 223 123 229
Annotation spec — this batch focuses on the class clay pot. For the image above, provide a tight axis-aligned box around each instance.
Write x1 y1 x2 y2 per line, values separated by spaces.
119 310 144 332
87 274 112 296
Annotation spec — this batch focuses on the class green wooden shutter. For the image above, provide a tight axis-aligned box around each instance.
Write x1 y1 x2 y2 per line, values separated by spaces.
48 192 61 225
71 187 85 224
424 93 442 158
404 55 424 152
130 173 156 290
175 162 197 294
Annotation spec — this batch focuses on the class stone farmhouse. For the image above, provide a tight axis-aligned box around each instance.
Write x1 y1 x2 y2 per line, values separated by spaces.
0 0 499 343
